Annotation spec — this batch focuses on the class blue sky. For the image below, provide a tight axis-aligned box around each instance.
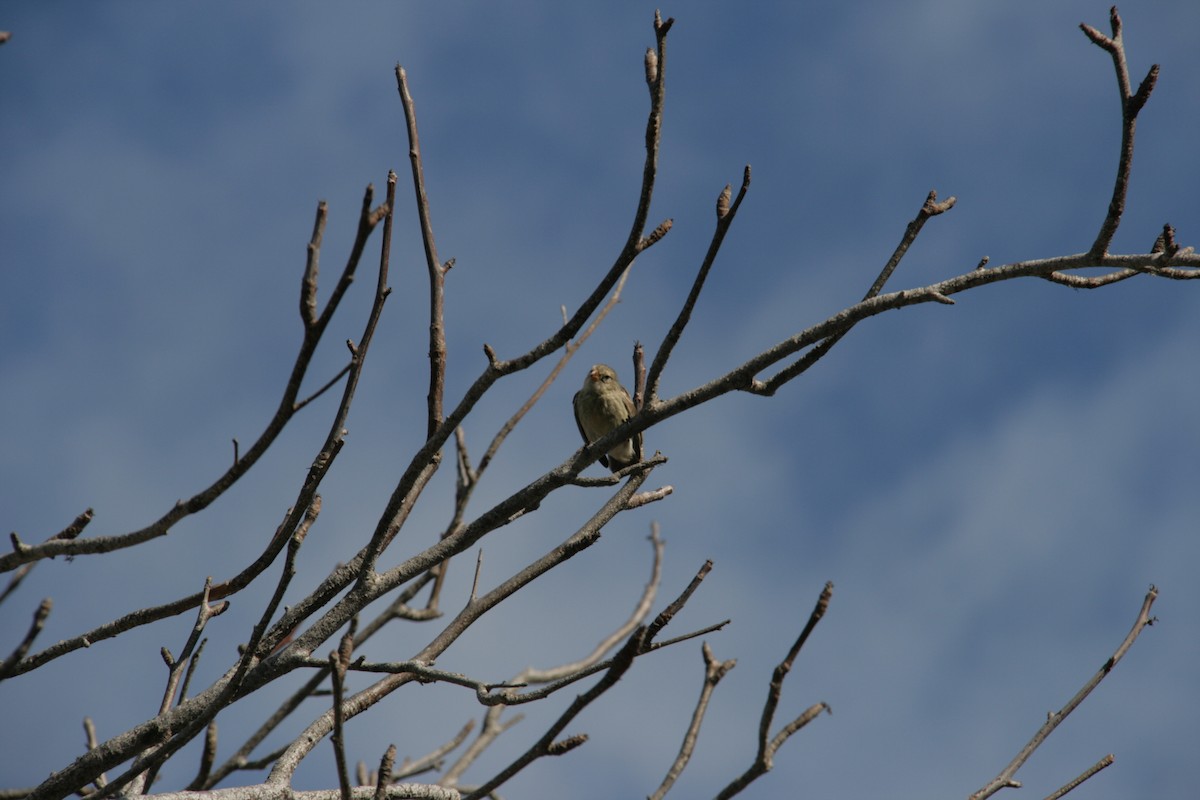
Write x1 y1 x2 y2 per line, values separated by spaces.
2 2 1199 798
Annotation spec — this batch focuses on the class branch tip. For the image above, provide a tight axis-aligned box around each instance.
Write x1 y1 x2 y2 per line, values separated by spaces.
642 218 673 249
644 48 658 85
716 185 731 219
546 734 589 756
1129 64 1159 115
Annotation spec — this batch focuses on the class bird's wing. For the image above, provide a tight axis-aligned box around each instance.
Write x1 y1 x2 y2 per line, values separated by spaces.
624 390 642 463
573 390 610 468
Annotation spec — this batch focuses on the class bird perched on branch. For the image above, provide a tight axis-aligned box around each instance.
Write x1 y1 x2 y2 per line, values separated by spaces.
573 364 641 472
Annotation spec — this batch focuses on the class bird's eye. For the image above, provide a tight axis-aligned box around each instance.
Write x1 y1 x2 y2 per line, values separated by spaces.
601 375 611 382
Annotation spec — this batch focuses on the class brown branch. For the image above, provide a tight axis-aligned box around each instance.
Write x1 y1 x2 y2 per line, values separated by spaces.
187 722 218 793
1080 6 1159 257
474 262 635 481
100 502 317 799
330 635 353 800
391 721 472 781
178 638 207 703
716 582 834 799
156 580 227 717
371 746 396 800
626 485 673 509
442 529 664 783
293 362 353 413
645 165 751 403
82 717 108 793
1 185 385 573
0 597 52 679
1044 754 1115 800
200 574 434 790
752 189 955 395
395 66 447 440
649 642 736 800
301 201 325 328
432 259 639 609
10 477 332 678
96 785 462 800
969 585 1158 800
266 467 656 785
1 508 92 607
319 15 678 671
465 553 710 799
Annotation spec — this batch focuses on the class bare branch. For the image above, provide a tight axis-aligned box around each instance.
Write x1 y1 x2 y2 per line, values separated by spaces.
716 582 834 799
646 165 751 403
201 572 435 790
392 721 472 781
156 580 227 717
465 553 711 799
751 189 955 396
1 508 92 607
1044 754 1115 800
649 642 736 800
0 185 386 572
0 597 51 680
301 201 326 329
1080 6 1160 257
125 786 462 800
184 721 219 793
969 586 1158 800
395 65 447 440
373 744 397 800
330 640 353 800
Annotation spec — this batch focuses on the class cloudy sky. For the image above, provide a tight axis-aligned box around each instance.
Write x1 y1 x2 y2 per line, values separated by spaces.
3 2 1198 798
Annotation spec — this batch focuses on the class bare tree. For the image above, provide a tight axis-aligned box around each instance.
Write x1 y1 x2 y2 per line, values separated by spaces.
1 7 1193 799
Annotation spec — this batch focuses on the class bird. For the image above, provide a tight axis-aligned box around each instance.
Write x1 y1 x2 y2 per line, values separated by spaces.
573 363 642 472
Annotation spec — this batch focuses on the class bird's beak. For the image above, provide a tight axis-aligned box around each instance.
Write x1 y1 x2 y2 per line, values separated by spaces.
588 367 600 382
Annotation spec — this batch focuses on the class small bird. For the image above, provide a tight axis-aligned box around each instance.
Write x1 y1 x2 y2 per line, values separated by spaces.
573 364 642 472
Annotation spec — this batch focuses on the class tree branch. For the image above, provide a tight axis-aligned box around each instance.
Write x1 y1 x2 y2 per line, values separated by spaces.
969 586 1158 800
395 66 447 440
0 186 386 571
716 582 834 799
1080 6 1159 257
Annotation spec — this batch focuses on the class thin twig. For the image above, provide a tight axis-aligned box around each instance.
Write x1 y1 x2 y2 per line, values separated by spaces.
465 548 709 799
0 597 52 679
395 66 447 440
646 166 752 403
649 642 736 800
1043 754 1115 800
330 638 353 800
430 264 637 613
392 721 472 780
1 185 386 572
267 464 657 784
753 189 955 395
201 573 430 789
0 509 92 607
716 582 834 799
442 529 664 783
969 586 1158 800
